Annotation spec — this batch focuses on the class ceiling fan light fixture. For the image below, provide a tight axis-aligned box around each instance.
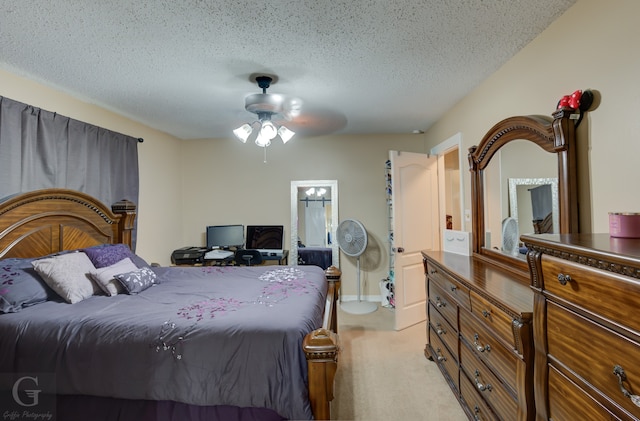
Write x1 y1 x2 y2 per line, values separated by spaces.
233 123 253 143
235 74 298 161
278 125 295 143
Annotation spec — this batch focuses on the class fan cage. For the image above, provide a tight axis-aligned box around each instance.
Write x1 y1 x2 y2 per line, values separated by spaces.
337 219 368 257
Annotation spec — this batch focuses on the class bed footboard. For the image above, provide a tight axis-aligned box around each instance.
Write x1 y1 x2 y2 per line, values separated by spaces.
303 265 341 420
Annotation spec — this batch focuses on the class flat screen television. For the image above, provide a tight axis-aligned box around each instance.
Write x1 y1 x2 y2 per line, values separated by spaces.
246 225 284 250
206 224 244 249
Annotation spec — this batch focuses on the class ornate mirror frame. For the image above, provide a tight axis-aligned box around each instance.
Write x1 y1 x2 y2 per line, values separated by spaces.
468 108 579 276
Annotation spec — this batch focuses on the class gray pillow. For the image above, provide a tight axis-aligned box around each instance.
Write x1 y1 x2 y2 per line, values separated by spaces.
0 258 53 313
32 252 100 304
89 257 139 296
114 266 157 294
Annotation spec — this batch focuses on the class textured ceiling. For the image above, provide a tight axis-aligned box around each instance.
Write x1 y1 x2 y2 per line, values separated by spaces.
0 0 575 140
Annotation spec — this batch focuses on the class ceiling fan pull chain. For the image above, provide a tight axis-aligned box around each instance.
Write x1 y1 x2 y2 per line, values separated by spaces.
263 146 267 163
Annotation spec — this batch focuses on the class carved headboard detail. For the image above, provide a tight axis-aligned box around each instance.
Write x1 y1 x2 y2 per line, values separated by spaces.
0 188 136 258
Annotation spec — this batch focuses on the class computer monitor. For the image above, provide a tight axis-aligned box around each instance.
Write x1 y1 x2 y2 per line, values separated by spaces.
206 225 244 249
246 225 284 250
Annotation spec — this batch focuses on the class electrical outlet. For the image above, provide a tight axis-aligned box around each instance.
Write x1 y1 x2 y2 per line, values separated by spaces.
464 209 471 222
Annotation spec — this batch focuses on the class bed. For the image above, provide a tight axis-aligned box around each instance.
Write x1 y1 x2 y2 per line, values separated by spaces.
297 247 333 270
0 189 340 421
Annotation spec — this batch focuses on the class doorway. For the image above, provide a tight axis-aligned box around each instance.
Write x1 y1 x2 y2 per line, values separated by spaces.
430 132 464 233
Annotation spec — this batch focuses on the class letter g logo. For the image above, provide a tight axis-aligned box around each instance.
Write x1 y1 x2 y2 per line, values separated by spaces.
12 376 40 407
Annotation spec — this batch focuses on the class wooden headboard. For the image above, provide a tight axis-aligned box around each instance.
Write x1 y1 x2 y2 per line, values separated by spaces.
0 189 136 259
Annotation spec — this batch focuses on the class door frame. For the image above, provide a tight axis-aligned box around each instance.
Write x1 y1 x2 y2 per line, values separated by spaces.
430 132 465 233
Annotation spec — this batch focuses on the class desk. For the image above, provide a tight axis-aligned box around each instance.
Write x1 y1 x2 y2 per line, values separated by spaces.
203 250 289 266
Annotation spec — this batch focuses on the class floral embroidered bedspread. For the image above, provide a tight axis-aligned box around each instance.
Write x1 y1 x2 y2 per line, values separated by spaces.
0 265 328 420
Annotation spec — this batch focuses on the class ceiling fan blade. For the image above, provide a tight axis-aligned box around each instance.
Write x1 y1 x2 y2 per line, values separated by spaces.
283 107 348 137
280 96 303 120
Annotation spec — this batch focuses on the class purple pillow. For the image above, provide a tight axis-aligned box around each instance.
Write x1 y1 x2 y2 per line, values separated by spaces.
0 258 54 313
83 244 149 269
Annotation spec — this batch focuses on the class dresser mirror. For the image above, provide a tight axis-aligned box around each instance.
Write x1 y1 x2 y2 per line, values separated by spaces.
483 140 559 253
290 180 339 268
468 108 579 276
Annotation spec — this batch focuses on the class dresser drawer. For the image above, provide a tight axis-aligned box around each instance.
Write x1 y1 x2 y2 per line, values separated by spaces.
547 301 640 419
541 254 640 335
427 261 471 311
548 365 622 421
429 324 459 393
429 302 458 357
460 340 517 420
460 370 499 421
429 280 458 329
459 309 518 396
470 291 516 350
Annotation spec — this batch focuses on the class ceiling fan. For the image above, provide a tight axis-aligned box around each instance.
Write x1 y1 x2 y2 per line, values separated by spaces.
233 75 302 148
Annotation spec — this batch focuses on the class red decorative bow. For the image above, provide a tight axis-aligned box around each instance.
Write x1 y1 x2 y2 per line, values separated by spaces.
557 90 582 109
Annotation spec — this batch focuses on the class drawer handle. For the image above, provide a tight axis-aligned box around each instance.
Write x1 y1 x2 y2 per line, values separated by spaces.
481 310 490 318
557 273 573 285
435 297 446 308
613 365 640 407
450 285 457 292
436 323 446 336
473 333 491 353
435 348 447 362
473 405 485 421
430 269 437 275
474 370 492 392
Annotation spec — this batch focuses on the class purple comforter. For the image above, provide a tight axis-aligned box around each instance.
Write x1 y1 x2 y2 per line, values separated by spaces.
0 265 328 420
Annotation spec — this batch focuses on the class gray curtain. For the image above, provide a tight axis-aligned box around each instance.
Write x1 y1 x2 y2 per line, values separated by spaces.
529 184 552 220
0 96 140 249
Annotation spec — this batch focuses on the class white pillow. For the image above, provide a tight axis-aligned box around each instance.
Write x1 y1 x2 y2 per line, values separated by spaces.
32 252 99 304
89 257 139 296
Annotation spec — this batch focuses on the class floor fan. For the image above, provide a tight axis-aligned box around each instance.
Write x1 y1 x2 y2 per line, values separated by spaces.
336 219 378 315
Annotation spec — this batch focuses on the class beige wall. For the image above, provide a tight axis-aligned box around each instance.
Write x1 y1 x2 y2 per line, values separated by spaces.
423 0 640 235
2 0 638 298
180 133 429 298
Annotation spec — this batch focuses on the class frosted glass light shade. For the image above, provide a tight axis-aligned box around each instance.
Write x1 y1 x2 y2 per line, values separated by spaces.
259 120 277 140
255 133 271 147
233 124 253 142
278 125 295 143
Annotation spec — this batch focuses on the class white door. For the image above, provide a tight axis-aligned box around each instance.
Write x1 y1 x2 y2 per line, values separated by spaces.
390 150 439 330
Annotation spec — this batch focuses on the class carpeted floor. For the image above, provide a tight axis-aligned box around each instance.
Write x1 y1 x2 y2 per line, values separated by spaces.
331 304 467 421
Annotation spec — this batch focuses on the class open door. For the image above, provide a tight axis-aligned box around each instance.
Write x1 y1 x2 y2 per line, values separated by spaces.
390 150 439 331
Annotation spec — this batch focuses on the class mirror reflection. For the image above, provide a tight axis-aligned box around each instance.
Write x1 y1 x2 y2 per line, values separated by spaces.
290 180 339 269
509 178 558 236
483 139 557 255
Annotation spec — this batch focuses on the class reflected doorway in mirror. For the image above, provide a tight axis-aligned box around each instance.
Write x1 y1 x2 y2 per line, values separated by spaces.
508 177 558 237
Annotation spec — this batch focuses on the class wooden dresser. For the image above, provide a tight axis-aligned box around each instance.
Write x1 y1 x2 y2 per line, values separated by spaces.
423 250 535 420
524 233 640 420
